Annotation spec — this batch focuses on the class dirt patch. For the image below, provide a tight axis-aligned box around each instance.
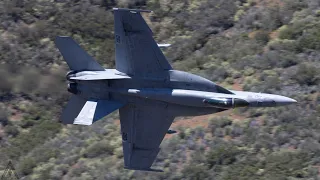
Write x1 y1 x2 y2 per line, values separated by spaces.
232 78 243 91
0 125 4 138
10 112 23 121
165 110 247 139
7 105 24 122
1 31 10 41
248 30 258 39
114 119 120 126
269 29 279 40
311 92 319 103
171 114 213 129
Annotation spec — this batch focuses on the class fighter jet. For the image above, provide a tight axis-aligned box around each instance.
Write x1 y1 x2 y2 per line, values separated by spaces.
55 8 296 172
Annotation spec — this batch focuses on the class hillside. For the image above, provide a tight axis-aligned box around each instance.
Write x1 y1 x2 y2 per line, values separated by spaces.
0 0 319 179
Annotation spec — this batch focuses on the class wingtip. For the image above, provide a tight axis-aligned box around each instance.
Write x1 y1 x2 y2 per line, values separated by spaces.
112 7 152 13
54 36 71 43
124 167 163 172
56 36 70 39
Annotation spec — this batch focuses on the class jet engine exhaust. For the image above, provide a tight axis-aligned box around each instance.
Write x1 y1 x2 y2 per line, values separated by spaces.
67 83 78 94
203 98 249 109
66 71 77 81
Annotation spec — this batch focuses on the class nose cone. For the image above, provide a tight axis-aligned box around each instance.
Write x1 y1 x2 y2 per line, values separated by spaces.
242 92 297 107
274 95 297 106
258 94 297 107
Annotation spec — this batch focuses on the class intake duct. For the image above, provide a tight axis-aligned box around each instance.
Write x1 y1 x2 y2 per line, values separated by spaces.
203 98 249 109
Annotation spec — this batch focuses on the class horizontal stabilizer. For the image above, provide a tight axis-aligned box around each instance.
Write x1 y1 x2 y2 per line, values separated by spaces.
69 69 131 81
61 95 124 125
55 36 105 71
157 44 171 48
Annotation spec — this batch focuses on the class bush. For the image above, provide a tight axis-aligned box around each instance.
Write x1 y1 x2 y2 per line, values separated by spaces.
278 25 296 40
18 158 37 175
21 120 35 128
5 120 61 159
264 76 281 91
209 117 232 128
0 69 14 94
206 144 239 167
264 151 310 179
4 125 19 137
230 124 244 137
15 69 41 94
208 117 233 137
268 39 299 52
294 64 319 85
298 28 320 50
223 162 261 180
82 140 114 158
0 107 8 126
254 31 270 44
181 163 209 180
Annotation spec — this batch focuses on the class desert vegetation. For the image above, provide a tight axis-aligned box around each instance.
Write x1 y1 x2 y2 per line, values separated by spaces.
0 0 319 179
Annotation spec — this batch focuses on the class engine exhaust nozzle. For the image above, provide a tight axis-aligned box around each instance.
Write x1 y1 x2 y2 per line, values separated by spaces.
67 83 78 94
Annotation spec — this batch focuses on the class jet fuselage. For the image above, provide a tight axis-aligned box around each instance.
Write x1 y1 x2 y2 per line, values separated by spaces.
68 69 296 116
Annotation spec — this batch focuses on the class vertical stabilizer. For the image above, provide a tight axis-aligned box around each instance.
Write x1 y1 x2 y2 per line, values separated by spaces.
55 36 105 71
112 8 172 77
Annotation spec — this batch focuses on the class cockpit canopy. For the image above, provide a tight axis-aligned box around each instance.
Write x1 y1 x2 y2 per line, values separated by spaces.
203 98 249 109
168 70 234 94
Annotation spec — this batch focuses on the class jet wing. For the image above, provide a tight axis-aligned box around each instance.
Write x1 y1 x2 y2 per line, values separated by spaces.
113 8 172 78
119 99 175 171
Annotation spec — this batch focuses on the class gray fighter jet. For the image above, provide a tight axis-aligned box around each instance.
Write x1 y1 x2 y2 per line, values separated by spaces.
55 8 296 171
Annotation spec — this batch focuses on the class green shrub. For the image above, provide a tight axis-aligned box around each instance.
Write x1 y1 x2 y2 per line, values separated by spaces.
278 25 296 40
21 120 35 128
294 64 319 85
223 162 261 180
0 107 8 126
254 31 270 44
209 117 232 128
4 125 19 137
82 140 114 158
208 117 232 136
268 39 299 52
181 163 209 180
5 120 61 159
264 151 310 179
0 69 14 94
206 144 239 167
298 28 320 50
20 70 41 94
18 158 37 175
278 51 298 68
